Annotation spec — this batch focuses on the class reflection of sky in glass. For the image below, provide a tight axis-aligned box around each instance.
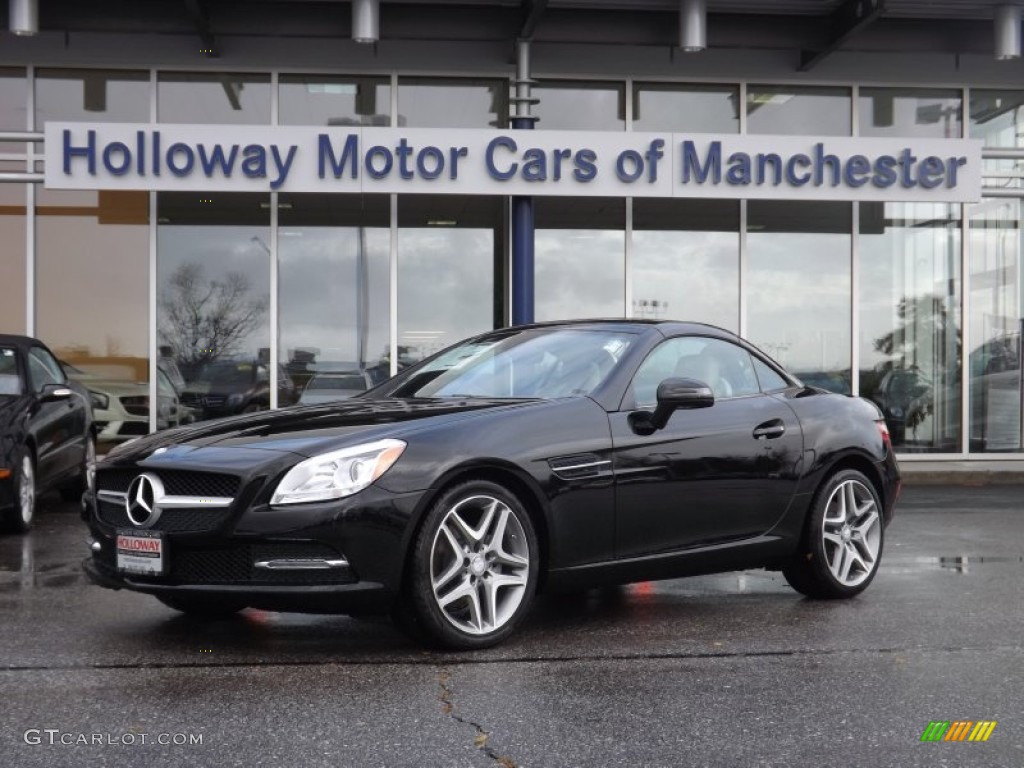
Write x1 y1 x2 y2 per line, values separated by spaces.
0 70 27 156
278 227 390 367
746 233 851 374
858 89 961 139
397 82 504 128
157 225 271 360
158 74 271 124
632 231 738 330
35 71 149 125
398 228 494 362
748 87 851 137
36 214 148 362
968 198 1022 452
534 85 624 131
633 86 739 134
280 78 391 127
535 229 624 321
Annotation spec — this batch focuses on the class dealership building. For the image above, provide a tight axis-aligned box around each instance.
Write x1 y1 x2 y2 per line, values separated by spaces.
1 0 1023 467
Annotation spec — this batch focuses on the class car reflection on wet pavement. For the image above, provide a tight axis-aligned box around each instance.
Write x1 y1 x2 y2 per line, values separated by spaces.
0 486 1021 768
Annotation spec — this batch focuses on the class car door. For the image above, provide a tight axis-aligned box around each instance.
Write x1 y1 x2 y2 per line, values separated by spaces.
611 336 803 558
26 345 84 483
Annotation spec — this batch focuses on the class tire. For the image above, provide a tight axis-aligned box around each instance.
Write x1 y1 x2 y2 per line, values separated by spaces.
783 469 885 599
155 594 247 618
59 434 96 503
3 451 36 534
401 480 539 650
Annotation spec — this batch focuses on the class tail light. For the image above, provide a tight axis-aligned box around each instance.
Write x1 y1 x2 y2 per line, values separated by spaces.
876 419 891 450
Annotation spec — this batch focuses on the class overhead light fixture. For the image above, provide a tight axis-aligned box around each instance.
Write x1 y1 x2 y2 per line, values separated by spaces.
679 0 706 53
352 0 379 44
994 5 1021 60
9 0 39 36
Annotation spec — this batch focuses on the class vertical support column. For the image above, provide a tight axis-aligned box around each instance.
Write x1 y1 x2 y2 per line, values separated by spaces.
25 65 35 337
148 69 158 433
510 38 538 326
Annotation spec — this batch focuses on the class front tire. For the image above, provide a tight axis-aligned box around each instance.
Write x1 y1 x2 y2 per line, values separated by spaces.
156 594 247 618
5 452 36 534
783 469 884 599
401 480 539 650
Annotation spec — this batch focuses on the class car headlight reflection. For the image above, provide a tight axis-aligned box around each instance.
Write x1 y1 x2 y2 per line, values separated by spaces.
270 439 406 506
89 390 109 410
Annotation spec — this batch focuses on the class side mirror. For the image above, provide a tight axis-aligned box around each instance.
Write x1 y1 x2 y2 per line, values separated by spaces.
632 377 714 434
40 383 74 403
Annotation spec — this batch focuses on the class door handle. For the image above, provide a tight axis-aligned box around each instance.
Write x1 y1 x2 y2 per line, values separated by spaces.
753 420 786 440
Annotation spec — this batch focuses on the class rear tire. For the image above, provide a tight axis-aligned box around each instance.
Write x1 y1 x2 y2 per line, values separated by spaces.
402 480 539 650
156 594 247 618
783 469 884 599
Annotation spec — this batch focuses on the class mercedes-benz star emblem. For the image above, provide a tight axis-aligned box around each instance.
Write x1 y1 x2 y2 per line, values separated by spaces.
125 473 165 528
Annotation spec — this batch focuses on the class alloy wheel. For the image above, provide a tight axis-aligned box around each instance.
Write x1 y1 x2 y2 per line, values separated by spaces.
19 455 35 527
821 478 881 587
429 494 530 635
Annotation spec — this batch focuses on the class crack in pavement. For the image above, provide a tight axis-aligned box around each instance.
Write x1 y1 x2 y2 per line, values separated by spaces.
439 668 517 768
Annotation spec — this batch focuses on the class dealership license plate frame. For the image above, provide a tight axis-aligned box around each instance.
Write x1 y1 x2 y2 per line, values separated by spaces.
116 529 167 576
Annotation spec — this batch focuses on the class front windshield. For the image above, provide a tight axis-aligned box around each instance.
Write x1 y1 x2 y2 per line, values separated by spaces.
0 347 21 396
393 329 634 399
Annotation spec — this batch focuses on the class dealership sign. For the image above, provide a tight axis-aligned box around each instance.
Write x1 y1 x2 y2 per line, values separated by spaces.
44 123 982 202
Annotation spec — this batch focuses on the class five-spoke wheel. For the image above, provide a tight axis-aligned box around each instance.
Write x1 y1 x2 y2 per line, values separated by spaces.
400 480 538 649
784 469 884 598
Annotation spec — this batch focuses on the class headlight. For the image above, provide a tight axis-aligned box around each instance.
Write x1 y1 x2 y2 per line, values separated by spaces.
270 439 406 506
89 390 109 410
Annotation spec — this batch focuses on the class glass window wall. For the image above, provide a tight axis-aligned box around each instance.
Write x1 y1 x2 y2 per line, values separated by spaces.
158 72 271 124
535 197 625 322
280 75 391 127
278 194 391 405
35 69 150 125
747 201 852 394
859 202 961 452
747 85 851 137
398 195 503 366
632 83 740 134
859 87 962 139
632 199 739 330
397 78 507 128
534 81 625 131
157 193 271 424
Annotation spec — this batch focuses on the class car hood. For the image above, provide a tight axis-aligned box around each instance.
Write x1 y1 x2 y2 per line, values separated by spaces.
105 396 540 461
72 378 147 397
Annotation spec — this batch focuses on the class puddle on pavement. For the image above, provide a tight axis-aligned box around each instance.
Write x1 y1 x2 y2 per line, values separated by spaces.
0 535 86 591
881 555 1024 574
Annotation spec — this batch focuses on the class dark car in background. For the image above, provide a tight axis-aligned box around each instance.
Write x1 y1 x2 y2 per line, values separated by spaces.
180 359 297 419
0 335 95 532
83 321 899 649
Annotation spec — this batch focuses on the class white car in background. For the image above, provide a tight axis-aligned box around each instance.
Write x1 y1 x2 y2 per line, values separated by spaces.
61 363 194 442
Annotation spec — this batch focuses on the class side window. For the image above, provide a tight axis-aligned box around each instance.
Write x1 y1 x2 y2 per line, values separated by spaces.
752 356 790 392
28 347 64 393
630 337 759 408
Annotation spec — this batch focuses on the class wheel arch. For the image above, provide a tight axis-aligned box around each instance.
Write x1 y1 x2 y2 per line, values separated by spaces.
815 450 887 511
398 460 552 592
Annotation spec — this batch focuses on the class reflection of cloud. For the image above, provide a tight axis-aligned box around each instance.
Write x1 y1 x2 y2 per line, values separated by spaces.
746 233 850 371
279 227 389 364
535 229 624 321
632 231 738 330
398 228 494 357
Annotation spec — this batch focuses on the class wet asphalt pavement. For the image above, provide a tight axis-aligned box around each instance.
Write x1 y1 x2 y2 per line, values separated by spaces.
0 486 1021 768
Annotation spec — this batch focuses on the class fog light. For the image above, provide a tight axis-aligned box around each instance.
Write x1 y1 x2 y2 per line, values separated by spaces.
88 538 102 552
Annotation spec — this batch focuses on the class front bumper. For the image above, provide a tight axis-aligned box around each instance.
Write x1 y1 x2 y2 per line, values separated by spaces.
83 476 425 615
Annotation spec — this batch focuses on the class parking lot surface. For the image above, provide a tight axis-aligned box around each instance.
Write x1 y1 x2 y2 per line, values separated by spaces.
0 486 1021 767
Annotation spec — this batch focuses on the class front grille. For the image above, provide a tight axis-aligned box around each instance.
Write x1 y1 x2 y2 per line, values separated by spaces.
97 469 240 499
171 542 354 585
117 422 150 436
97 499 233 533
181 393 226 409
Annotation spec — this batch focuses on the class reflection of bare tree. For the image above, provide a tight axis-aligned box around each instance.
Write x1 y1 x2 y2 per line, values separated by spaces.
158 263 268 372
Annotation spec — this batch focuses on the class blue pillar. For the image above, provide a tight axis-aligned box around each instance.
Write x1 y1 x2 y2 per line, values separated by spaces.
510 119 535 326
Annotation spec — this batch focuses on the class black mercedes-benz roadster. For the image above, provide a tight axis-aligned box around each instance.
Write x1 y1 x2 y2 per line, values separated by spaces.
83 321 899 649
